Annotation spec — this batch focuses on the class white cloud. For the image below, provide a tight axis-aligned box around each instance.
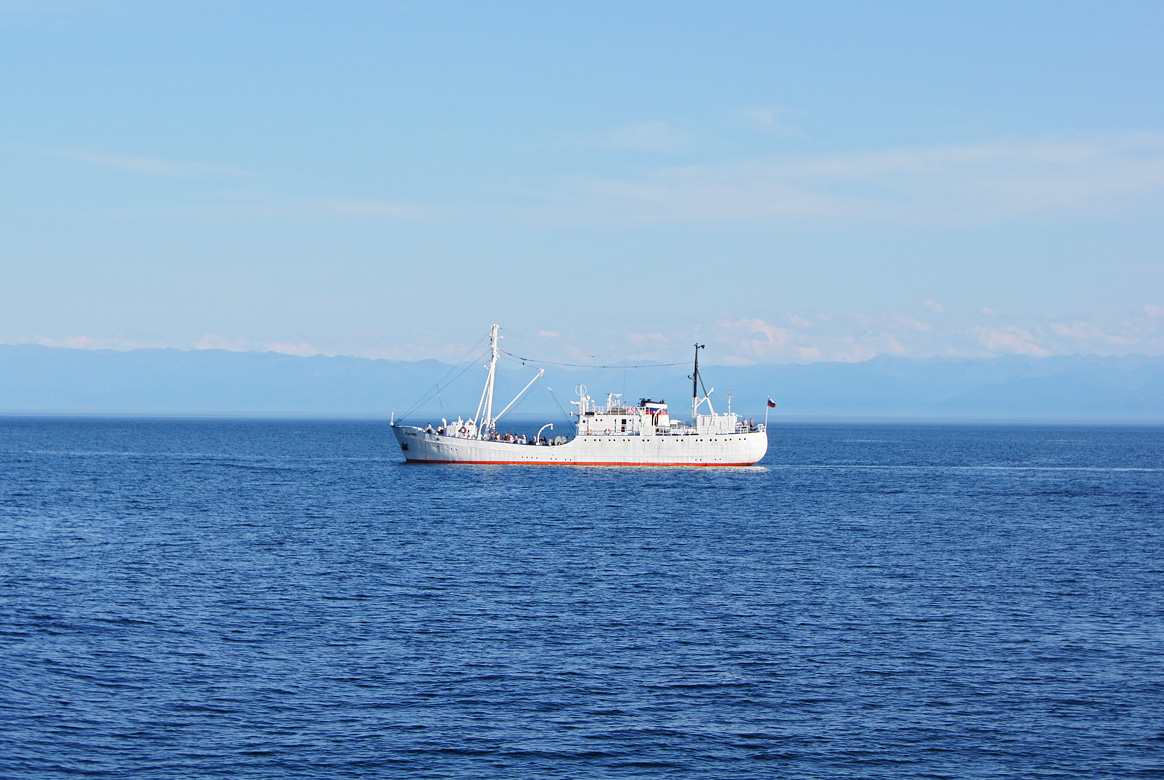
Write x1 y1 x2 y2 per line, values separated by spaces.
8 335 145 351
193 334 330 357
828 338 880 363
923 299 946 314
725 317 794 346
794 345 823 362
261 342 327 357
193 334 251 352
971 326 1050 357
712 314 922 364
655 307 1164 363
13 307 1161 364
707 307 1164 363
787 313 813 329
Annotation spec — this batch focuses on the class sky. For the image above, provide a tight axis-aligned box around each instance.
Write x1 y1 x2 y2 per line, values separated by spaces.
2 0 1163 366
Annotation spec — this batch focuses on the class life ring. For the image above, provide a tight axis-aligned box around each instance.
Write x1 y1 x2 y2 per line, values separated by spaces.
585 429 592 436
604 428 611 435
459 427 467 435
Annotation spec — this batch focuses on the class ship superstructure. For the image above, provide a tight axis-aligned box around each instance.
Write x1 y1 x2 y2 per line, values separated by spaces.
390 325 767 466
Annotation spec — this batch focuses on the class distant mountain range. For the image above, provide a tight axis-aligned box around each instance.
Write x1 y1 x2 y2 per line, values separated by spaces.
2 344 1162 421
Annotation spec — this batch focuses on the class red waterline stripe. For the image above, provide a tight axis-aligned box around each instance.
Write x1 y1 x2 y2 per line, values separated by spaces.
403 459 758 466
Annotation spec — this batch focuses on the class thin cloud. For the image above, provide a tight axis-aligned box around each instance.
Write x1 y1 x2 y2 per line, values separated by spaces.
604 121 695 153
46 147 250 179
136 198 431 222
923 299 946 314
565 133 1164 226
888 314 934 332
731 105 808 139
317 199 430 219
26 144 430 220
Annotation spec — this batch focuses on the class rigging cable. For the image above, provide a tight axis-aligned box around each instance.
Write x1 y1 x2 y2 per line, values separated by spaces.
498 349 687 370
542 380 577 435
396 335 489 422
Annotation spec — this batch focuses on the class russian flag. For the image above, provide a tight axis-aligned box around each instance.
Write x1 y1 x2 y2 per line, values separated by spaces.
767 396 776 408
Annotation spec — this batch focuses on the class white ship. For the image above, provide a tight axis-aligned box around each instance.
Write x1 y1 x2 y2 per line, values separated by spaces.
391 325 768 466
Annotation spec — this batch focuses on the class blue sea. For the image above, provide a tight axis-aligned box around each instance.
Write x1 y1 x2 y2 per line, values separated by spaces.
2 418 1162 779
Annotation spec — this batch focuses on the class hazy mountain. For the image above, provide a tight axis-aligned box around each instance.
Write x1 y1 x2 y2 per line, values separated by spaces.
2 344 1162 421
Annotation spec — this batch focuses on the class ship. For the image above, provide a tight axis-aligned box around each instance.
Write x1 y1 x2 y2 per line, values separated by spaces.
390 324 768 465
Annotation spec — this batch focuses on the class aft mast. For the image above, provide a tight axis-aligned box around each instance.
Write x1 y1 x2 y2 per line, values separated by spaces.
690 341 716 425
691 342 703 424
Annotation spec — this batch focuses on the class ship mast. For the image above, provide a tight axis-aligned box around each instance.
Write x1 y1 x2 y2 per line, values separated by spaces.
691 342 704 424
474 323 500 438
690 341 715 423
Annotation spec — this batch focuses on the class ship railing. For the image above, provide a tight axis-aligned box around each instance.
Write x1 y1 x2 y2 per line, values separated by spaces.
655 421 765 435
580 403 648 417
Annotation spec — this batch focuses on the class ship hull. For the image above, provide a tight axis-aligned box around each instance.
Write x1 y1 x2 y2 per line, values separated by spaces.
392 426 767 466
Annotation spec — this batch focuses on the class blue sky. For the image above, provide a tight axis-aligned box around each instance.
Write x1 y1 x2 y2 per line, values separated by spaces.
3 1 1163 365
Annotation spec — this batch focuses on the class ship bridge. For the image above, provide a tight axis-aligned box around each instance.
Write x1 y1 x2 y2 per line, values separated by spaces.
572 392 759 437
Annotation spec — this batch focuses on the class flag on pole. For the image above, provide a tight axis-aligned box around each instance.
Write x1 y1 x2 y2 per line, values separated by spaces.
767 397 776 408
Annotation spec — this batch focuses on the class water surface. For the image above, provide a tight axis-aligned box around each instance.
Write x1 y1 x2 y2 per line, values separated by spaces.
2 419 1162 778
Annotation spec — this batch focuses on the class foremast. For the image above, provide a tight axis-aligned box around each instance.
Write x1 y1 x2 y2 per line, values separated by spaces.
474 323 501 439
